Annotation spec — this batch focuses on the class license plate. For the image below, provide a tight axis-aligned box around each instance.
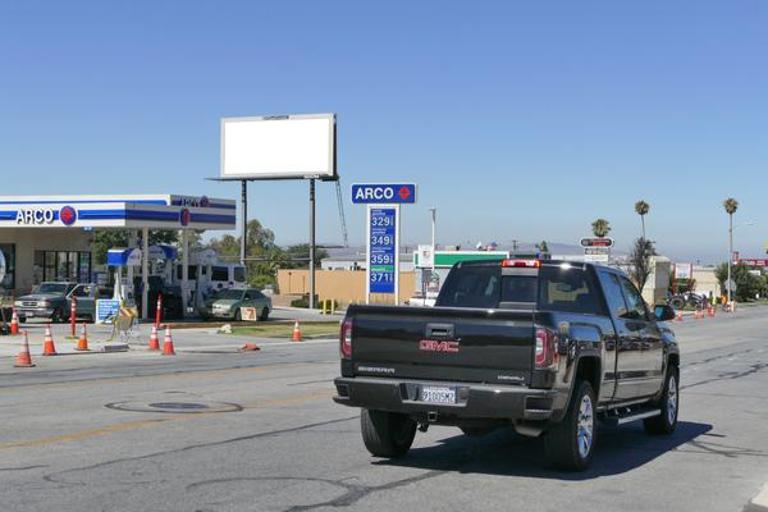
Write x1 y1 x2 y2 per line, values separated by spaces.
419 386 456 404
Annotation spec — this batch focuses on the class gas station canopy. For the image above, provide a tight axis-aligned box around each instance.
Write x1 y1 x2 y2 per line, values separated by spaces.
0 194 236 231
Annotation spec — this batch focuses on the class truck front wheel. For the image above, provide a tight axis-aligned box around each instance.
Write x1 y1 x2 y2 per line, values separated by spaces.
360 409 416 458
544 380 597 471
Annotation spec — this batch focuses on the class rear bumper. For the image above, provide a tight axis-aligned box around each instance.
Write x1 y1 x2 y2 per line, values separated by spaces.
333 377 559 422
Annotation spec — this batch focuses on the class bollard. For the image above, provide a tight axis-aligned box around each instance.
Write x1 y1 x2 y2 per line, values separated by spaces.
154 293 163 329
70 296 77 338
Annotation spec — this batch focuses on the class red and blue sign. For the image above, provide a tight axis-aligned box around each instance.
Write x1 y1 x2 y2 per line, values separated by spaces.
352 184 416 204
180 208 191 226
59 206 77 226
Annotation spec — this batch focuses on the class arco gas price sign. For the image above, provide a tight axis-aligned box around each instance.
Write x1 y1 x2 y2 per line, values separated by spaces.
352 183 417 304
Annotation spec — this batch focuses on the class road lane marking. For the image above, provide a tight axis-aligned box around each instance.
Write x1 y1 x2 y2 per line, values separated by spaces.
0 360 336 393
0 419 169 450
0 390 335 451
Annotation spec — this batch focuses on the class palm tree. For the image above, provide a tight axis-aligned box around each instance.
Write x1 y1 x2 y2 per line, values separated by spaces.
723 198 739 306
591 218 611 238
634 200 650 240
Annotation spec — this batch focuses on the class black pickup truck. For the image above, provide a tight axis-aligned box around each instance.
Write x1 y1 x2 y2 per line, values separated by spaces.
334 259 679 470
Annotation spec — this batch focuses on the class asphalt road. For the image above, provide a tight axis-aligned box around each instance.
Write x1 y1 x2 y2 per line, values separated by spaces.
0 306 767 511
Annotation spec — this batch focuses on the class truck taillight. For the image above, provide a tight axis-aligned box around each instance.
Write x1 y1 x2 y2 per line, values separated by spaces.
340 318 353 359
535 327 557 368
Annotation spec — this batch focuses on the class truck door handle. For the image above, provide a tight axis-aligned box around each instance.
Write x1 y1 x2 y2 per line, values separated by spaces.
426 323 455 339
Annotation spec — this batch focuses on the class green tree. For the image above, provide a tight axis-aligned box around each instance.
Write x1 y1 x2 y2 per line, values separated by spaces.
628 238 656 291
723 197 739 303
634 200 650 240
714 262 761 302
591 218 611 238
204 219 283 289
281 244 330 269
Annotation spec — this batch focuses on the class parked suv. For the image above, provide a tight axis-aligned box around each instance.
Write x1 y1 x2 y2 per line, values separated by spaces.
15 282 108 322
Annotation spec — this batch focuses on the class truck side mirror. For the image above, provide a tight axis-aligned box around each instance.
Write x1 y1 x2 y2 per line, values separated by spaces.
654 304 676 322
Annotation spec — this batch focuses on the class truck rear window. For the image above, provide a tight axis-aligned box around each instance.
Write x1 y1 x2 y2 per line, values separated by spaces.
436 262 602 315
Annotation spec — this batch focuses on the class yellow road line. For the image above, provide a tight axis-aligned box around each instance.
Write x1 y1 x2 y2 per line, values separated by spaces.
0 390 335 451
0 361 334 394
0 418 168 450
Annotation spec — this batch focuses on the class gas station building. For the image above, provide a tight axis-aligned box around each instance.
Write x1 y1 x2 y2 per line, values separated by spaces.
0 194 236 318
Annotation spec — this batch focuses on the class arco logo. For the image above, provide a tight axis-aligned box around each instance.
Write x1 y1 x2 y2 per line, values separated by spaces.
180 208 191 226
59 206 77 226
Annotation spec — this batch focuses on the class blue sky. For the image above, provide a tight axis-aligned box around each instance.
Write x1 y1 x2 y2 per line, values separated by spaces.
1 1 766 263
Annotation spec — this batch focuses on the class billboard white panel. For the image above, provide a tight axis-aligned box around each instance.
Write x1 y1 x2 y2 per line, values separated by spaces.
220 113 336 180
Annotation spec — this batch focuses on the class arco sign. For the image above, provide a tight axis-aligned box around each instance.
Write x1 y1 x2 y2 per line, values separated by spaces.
15 208 55 225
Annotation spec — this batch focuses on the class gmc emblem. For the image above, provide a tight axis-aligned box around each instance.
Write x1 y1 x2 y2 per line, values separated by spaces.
419 339 459 353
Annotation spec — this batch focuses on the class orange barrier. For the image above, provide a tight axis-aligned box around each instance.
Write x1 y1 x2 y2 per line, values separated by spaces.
42 325 57 356
10 309 19 335
76 323 90 352
292 320 302 342
14 332 35 368
148 325 160 351
162 326 176 356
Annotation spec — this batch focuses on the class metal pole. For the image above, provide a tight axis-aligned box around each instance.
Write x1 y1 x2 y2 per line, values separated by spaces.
728 214 733 306
181 229 189 318
240 180 248 266
430 207 436 273
142 227 149 320
309 179 316 310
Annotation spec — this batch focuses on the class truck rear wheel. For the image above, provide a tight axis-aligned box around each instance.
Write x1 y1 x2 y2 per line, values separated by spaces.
544 380 596 471
644 367 679 435
360 409 416 458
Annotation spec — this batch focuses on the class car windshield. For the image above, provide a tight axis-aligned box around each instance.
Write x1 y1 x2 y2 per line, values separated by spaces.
33 283 69 294
214 289 243 301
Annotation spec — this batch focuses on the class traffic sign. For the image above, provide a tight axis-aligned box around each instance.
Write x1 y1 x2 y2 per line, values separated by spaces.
352 183 416 204
367 206 399 296
580 237 614 248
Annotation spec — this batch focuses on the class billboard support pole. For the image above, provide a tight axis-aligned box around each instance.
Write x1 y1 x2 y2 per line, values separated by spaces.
240 180 248 266
309 178 316 310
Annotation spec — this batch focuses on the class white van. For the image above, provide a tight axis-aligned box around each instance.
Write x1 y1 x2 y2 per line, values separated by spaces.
174 262 247 292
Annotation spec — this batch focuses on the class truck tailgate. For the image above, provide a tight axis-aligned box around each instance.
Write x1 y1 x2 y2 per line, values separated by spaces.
350 305 535 385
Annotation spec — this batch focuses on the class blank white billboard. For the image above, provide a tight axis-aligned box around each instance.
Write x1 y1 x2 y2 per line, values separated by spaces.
220 113 336 180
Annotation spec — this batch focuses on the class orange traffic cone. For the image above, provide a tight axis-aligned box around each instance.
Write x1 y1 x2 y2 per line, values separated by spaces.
42 324 57 356
292 320 302 342
75 323 90 351
9 309 19 335
148 325 160 351
14 332 35 368
162 326 176 356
